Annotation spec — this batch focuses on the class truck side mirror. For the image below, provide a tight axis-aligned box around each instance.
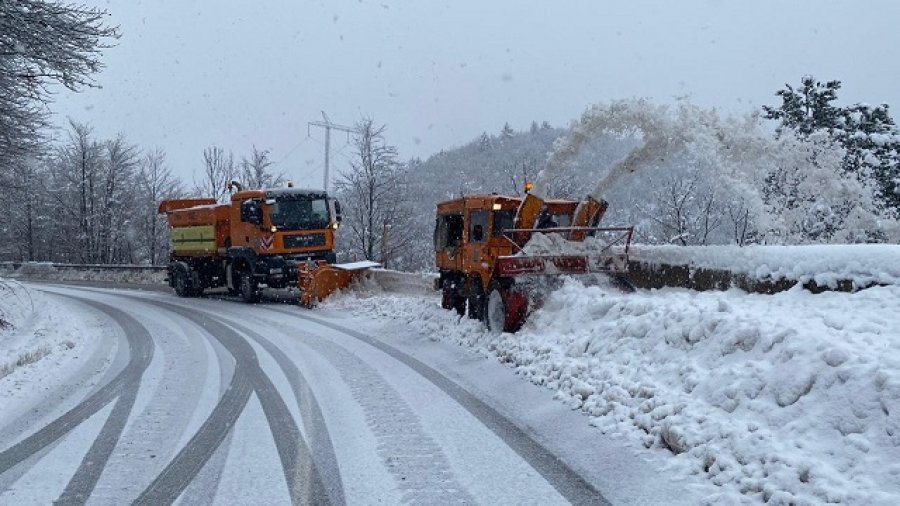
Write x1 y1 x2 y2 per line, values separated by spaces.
334 200 343 223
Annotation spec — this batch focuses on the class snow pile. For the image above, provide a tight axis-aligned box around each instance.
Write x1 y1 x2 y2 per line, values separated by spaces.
0 281 105 428
0 281 71 381
328 282 900 504
367 269 437 296
631 244 900 288
1 280 64 382
519 232 624 257
0 279 34 335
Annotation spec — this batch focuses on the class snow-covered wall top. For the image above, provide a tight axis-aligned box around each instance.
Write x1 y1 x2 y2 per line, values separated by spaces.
630 244 900 288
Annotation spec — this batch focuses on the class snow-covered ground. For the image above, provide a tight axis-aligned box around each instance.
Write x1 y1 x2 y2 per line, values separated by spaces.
326 280 900 504
0 279 113 429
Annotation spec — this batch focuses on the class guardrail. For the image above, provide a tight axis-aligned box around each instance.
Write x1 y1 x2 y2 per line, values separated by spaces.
0 261 166 272
0 261 167 285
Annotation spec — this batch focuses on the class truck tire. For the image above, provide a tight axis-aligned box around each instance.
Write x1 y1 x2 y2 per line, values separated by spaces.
485 281 528 334
441 279 466 316
173 264 198 297
468 283 485 320
239 270 260 303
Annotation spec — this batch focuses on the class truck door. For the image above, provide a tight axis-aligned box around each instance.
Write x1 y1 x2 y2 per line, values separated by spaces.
465 210 489 271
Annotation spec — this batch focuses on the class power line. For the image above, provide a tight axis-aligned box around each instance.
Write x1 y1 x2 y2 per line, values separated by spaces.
271 134 313 169
308 111 358 192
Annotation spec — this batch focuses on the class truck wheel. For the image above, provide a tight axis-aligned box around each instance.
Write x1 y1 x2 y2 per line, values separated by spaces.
173 265 196 297
441 279 466 315
485 281 528 334
239 271 260 303
468 285 485 320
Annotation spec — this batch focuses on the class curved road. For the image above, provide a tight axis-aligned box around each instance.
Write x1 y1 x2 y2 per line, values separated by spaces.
0 283 679 505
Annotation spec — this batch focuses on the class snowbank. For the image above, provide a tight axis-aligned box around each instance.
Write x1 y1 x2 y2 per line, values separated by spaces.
1 280 73 381
0 280 114 430
326 282 900 504
517 238 900 290
630 244 900 289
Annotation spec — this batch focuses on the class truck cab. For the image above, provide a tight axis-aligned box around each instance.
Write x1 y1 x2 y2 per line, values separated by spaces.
225 187 341 290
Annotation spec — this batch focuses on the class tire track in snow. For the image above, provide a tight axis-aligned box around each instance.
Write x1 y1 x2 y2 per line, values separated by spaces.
32 285 337 504
133 301 330 506
265 307 611 506
282 329 476 504
75 296 224 504
0 297 154 500
205 316 346 506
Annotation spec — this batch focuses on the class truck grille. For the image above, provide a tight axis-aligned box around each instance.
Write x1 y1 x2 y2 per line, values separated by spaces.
283 233 326 249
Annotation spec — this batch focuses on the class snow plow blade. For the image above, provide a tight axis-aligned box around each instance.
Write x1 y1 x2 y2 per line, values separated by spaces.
297 260 380 307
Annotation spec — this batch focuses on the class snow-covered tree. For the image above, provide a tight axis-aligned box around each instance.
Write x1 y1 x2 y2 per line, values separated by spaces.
763 76 843 135
239 146 283 190
838 103 900 212
136 149 181 264
477 132 492 152
764 131 894 243
500 122 515 140
0 0 117 171
334 118 416 268
764 75 900 217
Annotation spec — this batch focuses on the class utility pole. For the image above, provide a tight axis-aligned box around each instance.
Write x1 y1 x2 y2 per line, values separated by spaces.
308 111 357 192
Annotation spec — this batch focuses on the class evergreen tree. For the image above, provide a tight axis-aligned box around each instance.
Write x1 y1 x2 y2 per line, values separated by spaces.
763 75 843 135
500 122 515 140
838 103 900 211
478 132 492 152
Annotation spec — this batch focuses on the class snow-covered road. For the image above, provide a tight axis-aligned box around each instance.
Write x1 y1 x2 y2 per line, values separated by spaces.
0 282 702 505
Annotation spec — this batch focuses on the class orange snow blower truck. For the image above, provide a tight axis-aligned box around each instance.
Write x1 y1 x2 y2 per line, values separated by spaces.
158 182 374 304
435 188 633 333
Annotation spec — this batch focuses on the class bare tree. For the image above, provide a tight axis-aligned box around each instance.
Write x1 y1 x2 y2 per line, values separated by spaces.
637 171 723 246
98 134 139 262
334 118 415 267
240 146 283 189
194 146 236 202
0 1 118 170
2 156 47 260
136 149 181 264
500 158 537 196
51 120 103 262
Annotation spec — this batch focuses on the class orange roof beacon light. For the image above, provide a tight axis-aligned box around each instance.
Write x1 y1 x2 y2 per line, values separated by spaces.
524 181 534 193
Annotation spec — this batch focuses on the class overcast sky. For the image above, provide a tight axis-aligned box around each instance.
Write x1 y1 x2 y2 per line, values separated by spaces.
51 0 900 189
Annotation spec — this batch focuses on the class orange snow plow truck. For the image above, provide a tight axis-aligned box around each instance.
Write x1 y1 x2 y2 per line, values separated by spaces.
435 189 633 333
158 182 374 304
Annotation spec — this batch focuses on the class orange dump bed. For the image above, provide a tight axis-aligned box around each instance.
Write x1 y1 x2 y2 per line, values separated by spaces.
159 199 232 255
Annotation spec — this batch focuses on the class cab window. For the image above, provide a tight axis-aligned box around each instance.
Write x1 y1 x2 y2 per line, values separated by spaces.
492 210 515 236
434 213 464 251
469 210 488 243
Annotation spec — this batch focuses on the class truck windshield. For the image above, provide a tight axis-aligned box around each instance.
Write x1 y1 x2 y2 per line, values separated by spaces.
269 197 330 230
